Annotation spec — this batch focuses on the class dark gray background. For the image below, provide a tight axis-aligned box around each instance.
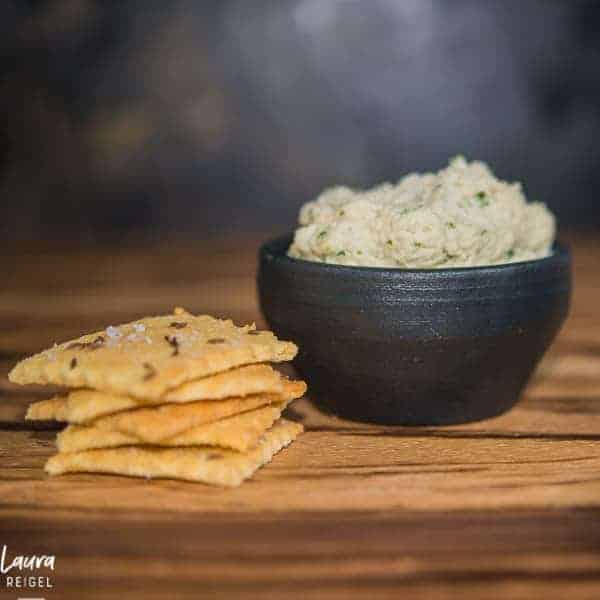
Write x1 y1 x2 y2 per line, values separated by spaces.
2 0 600 241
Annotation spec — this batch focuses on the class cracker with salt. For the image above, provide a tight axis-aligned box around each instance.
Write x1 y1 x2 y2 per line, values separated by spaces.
57 401 290 453
46 419 303 487
63 379 304 443
27 364 291 424
10 309 297 400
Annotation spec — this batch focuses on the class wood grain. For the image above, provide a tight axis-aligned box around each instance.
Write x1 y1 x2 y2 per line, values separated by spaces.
0 235 599 599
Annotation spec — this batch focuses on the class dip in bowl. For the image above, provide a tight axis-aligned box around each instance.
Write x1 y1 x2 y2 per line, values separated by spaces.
258 158 571 425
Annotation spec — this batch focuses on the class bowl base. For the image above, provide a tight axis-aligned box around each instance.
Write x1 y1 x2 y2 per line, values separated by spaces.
308 391 520 426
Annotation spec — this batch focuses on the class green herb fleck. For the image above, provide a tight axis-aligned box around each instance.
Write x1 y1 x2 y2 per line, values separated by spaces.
414 242 423 248
475 191 490 207
446 222 456 229
336 250 346 257
357 250 363 255
338 210 345 217
386 239 394 246
506 249 515 259
482 229 488 235
318 230 327 239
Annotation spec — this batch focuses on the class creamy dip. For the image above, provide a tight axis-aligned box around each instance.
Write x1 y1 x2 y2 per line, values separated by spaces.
288 157 556 268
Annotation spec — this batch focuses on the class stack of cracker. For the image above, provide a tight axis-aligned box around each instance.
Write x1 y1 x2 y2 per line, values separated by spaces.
9 308 305 487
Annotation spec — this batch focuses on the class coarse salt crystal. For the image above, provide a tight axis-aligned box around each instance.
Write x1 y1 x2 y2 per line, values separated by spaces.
133 323 145 333
106 326 122 339
45 343 58 361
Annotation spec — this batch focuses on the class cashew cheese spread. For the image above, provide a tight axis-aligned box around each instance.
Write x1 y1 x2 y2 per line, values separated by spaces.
288 157 556 268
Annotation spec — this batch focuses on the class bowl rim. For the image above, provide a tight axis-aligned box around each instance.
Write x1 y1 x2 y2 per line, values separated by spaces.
261 233 570 276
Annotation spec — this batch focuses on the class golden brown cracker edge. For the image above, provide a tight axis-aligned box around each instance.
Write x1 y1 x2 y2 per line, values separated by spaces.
87 380 305 442
56 401 291 453
26 365 296 424
46 419 304 487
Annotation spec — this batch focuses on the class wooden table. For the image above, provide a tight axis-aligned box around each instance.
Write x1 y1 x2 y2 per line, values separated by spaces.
1 236 599 599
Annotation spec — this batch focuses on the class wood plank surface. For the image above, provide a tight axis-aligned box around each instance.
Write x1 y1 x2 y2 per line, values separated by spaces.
1 235 599 599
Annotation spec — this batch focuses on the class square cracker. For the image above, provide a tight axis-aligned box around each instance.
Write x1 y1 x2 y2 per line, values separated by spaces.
166 364 287 402
92 379 305 442
28 380 306 444
10 309 297 400
45 419 304 487
56 401 290 453
26 364 294 424
34 379 305 443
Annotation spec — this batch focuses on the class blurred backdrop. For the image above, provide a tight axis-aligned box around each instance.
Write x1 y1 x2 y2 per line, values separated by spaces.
2 0 600 242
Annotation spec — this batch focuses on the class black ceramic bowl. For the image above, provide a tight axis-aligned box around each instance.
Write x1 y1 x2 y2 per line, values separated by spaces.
258 234 571 425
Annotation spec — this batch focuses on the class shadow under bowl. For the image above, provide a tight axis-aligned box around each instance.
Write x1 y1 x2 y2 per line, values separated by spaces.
258 234 571 426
